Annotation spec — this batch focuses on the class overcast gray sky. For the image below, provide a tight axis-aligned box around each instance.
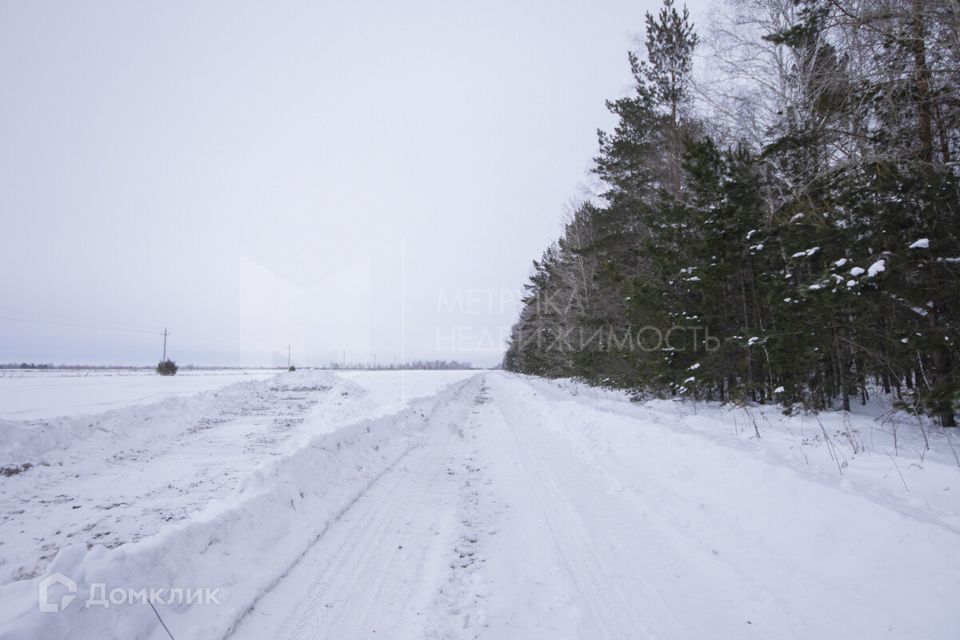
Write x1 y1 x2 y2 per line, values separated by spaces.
0 0 709 368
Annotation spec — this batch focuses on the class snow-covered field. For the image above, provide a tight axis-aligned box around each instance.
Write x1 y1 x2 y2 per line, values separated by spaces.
0 369 279 420
1 370 958 639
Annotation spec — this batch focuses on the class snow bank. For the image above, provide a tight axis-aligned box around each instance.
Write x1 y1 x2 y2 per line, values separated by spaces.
0 376 476 640
523 375 960 529
494 374 960 638
0 374 283 470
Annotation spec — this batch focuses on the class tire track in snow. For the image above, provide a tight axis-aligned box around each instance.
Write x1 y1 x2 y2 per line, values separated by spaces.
228 375 484 640
504 376 840 634
276 448 434 639
493 386 670 640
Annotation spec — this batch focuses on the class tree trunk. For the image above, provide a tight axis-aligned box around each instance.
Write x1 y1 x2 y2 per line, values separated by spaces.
911 0 934 164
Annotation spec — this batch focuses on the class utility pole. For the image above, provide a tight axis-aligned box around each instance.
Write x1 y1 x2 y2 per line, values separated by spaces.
287 344 292 369
161 328 169 361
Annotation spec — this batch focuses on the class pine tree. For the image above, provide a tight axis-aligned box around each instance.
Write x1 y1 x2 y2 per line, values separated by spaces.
505 0 960 428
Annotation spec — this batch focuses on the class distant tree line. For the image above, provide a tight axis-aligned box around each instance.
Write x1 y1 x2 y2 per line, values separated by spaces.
505 0 960 425
0 363 56 370
325 360 475 371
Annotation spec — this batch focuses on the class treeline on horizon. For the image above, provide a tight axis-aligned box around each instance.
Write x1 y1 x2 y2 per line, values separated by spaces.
504 0 960 425
324 360 476 370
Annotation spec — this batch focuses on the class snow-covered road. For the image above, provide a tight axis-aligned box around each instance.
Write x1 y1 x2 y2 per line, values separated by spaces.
2 370 958 639
231 373 960 640
230 377 486 640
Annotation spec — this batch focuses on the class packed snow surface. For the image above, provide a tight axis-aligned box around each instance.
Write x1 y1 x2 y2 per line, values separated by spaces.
1 370 958 639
